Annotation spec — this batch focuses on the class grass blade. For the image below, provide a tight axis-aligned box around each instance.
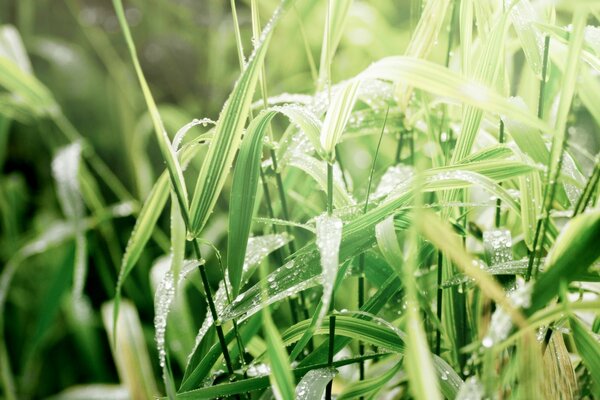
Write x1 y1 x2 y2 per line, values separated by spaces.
529 209 600 314
102 300 158 400
570 316 600 389
228 105 320 296
189 0 294 237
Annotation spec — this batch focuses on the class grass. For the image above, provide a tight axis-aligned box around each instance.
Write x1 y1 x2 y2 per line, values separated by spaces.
0 0 600 399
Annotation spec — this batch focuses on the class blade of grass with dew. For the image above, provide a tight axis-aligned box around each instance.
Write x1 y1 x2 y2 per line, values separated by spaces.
170 192 186 290
359 57 549 133
154 260 203 390
150 258 195 370
295 367 337 400
101 300 158 400
228 105 321 296
507 0 545 79
570 316 600 389
320 79 361 161
188 0 294 237
529 209 600 315
314 214 343 330
112 0 189 220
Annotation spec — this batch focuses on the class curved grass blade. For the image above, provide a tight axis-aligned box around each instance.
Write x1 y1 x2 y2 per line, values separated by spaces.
337 360 401 399
360 56 549 134
569 316 600 389
320 79 361 161
0 57 57 116
189 0 294 237
295 368 337 400
282 315 462 398
529 209 600 315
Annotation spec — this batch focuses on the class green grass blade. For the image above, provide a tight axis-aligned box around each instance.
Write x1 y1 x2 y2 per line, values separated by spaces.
508 0 545 79
189 0 294 237
570 316 600 389
460 0 474 75
529 209 600 314
0 57 56 116
295 368 337 400
228 105 320 296
337 360 401 399
288 152 354 208
360 56 549 133
263 306 295 400
320 79 360 161
101 300 158 400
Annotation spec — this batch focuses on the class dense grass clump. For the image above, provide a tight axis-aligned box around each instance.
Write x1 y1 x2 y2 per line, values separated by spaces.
1 0 599 399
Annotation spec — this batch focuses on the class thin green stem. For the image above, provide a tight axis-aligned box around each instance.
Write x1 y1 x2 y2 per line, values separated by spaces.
195 247 234 375
435 251 443 355
495 120 505 228
537 35 551 120
327 162 334 216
